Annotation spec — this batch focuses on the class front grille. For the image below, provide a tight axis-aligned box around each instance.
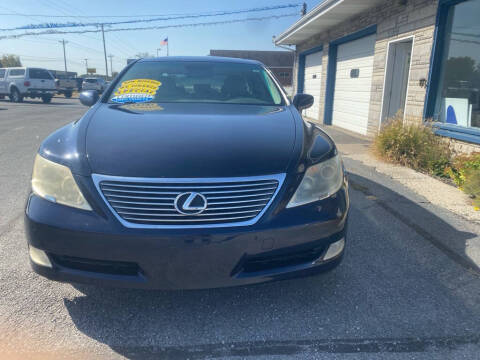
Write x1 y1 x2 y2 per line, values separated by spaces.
93 174 285 228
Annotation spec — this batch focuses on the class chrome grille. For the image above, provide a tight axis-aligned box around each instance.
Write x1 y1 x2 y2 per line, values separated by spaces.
92 174 285 228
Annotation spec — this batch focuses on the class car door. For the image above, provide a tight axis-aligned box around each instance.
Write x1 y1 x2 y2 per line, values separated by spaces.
0 69 6 94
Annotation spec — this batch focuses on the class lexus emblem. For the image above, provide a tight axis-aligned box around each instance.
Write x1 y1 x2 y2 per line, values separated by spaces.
174 192 207 215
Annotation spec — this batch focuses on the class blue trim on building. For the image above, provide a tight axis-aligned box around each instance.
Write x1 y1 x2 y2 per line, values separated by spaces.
323 46 337 125
432 123 480 145
297 45 323 94
323 24 377 126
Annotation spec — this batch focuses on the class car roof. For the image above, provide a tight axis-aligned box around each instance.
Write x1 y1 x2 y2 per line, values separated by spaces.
139 56 264 66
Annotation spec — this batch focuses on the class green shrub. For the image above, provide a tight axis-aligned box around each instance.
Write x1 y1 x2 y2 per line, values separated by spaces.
445 152 480 187
373 116 452 176
462 169 480 208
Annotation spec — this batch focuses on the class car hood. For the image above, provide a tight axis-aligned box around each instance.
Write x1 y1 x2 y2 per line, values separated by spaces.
85 103 296 178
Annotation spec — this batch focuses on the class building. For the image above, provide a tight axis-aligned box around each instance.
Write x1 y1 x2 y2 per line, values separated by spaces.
209 50 294 91
275 0 480 152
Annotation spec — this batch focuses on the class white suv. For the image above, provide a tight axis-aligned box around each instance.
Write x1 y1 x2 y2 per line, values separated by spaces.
82 78 106 92
0 67 56 103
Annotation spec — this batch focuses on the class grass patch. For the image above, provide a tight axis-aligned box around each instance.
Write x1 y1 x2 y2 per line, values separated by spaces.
372 116 451 177
373 116 480 209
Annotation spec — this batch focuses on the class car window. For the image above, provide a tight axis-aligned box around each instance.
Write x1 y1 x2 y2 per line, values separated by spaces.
85 79 97 83
108 61 284 106
0 69 5 79
29 69 53 80
8 69 25 77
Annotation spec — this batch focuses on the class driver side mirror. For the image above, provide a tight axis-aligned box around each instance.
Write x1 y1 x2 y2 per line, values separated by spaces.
79 90 99 107
292 93 314 111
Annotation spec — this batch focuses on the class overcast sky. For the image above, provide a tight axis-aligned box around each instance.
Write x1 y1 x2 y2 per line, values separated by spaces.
0 0 318 76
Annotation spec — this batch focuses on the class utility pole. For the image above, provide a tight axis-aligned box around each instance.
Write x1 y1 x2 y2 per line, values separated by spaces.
83 58 88 74
59 39 68 75
100 24 108 80
108 54 114 78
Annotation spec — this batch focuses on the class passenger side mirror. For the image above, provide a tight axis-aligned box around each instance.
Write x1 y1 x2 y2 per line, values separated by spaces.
79 90 99 107
292 93 314 111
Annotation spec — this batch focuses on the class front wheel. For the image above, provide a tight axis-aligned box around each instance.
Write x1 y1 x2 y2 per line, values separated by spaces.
10 88 23 103
42 96 52 104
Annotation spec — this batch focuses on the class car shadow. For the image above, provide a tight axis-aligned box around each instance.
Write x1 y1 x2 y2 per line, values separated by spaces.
63 173 480 359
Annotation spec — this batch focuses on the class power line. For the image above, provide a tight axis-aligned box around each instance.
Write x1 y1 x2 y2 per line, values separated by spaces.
0 13 298 40
0 4 301 31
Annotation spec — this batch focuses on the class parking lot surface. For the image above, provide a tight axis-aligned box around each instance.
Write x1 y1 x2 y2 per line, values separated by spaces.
0 97 479 359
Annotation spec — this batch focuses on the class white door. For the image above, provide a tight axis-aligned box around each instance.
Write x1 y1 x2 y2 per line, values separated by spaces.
302 51 322 120
382 41 412 122
332 34 376 135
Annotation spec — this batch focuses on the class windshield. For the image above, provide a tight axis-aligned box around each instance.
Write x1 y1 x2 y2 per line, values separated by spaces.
107 61 284 105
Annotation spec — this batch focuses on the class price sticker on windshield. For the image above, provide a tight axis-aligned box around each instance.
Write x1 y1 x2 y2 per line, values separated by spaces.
111 79 162 103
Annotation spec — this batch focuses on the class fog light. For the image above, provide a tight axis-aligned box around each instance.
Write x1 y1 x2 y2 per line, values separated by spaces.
29 245 52 268
323 238 345 260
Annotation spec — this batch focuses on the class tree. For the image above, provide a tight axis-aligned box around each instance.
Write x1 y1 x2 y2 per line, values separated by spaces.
0 54 22 67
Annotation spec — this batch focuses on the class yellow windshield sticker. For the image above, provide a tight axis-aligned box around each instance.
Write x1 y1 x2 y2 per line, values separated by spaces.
111 79 161 103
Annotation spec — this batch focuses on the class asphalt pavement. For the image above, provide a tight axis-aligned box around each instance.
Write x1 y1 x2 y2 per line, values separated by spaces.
0 97 479 359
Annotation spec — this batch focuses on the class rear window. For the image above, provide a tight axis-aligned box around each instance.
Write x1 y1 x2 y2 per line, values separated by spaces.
0 69 5 78
107 61 284 106
85 79 97 83
29 69 53 80
8 69 25 76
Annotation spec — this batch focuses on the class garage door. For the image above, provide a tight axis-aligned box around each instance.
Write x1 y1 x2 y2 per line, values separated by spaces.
302 51 322 120
332 34 375 135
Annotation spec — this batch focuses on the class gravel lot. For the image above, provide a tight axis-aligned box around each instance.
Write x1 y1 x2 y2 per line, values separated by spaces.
0 97 479 359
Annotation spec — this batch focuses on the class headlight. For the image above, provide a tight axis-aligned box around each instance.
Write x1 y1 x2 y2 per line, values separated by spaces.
287 154 344 208
31 154 92 210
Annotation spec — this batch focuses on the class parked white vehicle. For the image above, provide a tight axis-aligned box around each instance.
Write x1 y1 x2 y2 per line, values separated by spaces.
82 78 106 92
0 67 56 103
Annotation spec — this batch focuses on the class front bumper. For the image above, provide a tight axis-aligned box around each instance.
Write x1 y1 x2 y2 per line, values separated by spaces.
25 89 56 97
25 182 349 290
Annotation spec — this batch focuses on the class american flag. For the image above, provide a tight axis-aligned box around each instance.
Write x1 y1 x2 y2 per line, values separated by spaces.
161 37 168 46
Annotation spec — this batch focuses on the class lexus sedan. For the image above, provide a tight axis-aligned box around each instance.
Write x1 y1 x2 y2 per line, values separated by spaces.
25 57 349 289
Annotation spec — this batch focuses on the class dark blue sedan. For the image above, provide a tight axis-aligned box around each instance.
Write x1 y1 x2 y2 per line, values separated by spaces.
25 57 349 289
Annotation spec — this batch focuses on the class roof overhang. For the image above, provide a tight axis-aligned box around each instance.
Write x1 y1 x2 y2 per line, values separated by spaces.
275 0 384 45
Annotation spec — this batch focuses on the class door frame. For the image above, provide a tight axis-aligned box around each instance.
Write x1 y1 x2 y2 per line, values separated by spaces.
323 24 377 125
379 35 415 131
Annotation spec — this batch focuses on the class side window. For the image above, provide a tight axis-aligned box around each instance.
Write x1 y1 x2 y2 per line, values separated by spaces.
29 69 53 79
0 69 5 79
8 69 25 77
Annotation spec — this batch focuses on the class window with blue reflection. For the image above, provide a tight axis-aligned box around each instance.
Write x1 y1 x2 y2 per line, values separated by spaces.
434 0 480 129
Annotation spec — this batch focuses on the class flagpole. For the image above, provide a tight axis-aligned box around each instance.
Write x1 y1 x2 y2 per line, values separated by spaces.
167 40 169 56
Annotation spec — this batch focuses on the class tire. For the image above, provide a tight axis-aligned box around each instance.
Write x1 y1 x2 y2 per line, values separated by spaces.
64 90 72 98
42 96 52 104
10 88 23 103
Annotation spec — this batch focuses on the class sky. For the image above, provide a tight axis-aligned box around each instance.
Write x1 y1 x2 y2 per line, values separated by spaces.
0 0 319 76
